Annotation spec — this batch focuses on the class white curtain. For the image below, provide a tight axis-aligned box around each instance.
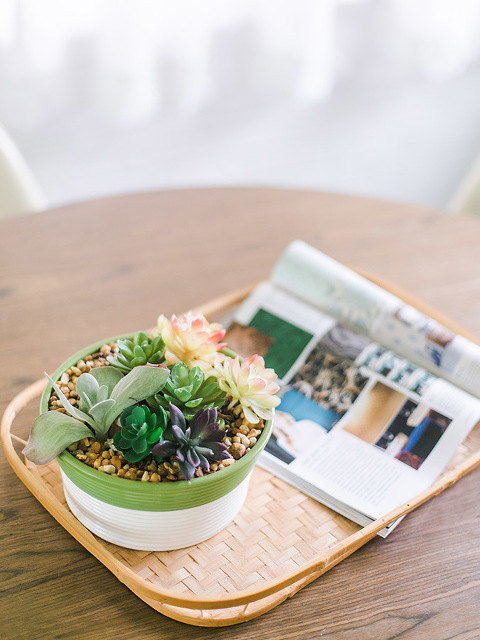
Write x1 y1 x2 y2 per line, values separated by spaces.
1 0 480 127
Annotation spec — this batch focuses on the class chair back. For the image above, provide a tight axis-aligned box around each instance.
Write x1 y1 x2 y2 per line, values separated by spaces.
0 125 45 220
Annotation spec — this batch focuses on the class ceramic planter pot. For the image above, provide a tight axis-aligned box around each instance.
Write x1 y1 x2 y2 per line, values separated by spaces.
41 335 273 551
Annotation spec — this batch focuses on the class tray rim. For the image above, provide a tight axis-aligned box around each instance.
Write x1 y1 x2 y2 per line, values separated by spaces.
3 273 480 619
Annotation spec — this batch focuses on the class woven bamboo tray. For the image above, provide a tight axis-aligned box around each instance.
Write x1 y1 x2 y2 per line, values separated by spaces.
3 276 480 627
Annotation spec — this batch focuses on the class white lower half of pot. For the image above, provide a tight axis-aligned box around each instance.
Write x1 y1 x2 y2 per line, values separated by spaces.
61 471 252 551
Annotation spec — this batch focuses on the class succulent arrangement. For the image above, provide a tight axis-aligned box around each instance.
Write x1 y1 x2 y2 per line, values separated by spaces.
23 312 280 483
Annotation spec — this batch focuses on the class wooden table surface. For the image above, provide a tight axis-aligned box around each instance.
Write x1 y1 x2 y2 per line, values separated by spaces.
2 187 480 640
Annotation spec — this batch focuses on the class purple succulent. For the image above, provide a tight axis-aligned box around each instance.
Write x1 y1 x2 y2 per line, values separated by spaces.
152 404 231 481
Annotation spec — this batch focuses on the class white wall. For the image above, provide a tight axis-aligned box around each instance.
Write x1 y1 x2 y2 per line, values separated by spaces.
1 0 480 209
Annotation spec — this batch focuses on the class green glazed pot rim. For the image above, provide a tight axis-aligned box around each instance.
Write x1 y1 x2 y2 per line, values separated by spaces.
57 417 272 496
42 333 273 500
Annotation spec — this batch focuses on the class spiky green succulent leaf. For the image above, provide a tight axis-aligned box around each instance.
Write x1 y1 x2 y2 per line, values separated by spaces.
152 404 231 482
152 362 226 419
113 404 168 463
107 332 166 373
22 411 93 465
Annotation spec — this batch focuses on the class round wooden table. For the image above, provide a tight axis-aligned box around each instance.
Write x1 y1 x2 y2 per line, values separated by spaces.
1 188 480 640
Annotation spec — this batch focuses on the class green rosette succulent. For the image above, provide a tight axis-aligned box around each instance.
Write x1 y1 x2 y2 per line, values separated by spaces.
151 362 226 419
113 404 168 463
152 404 231 481
107 332 166 373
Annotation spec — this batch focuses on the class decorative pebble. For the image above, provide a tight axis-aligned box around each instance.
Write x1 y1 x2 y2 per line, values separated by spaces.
238 434 250 447
110 456 122 470
101 464 116 474
230 443 246 459
90 441 101 454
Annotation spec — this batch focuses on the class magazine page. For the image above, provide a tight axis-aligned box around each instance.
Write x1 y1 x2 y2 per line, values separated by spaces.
271 240 480 399
226 282 480 523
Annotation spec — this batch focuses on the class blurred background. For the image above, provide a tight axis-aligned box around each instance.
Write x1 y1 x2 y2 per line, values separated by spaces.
2 0 480 213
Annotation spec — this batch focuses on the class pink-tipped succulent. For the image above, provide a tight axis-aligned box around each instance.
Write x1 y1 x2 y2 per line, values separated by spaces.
152 404 231 481
158 311 226 371
214 355 280 424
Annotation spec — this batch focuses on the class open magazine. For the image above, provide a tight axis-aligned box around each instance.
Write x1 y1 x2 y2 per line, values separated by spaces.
224 241 480 537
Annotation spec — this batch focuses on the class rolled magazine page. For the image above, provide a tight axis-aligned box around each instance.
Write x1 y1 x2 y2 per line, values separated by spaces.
227 251 480 534
271 240 399 334
271 240 480 399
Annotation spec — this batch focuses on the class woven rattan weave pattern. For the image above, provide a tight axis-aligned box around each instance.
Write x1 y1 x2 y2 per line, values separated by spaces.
33 455 359 589
8 378 480 626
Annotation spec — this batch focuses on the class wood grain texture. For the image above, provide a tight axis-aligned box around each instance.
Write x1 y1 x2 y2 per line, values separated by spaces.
2 187 480 639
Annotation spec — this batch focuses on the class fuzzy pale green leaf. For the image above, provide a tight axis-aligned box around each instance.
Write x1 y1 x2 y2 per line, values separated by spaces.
23 411 93 465
46 373 93 426
104 365 170 425
76 373 100 412
87 398 116 437
89 366 124 395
